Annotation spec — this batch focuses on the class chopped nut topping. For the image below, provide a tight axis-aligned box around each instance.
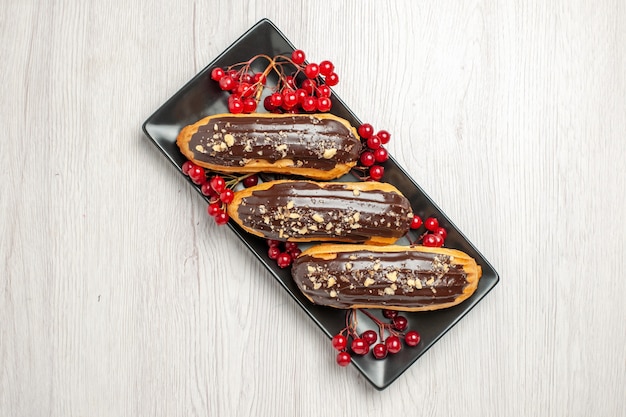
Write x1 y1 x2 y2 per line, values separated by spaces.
276 144 287 151
386 271 398 282
327 277 336 287
325 222 333 230
345 262 353 271
384 287 395 295
195 144 205 152
352 189 361 196
307 266 316 274
224 134 235 147
363 277 375 287
213 124 218 131
415 280 423 289
289 213 300 219
243 144 252 152
329 290 337 297
212 143 227 152
322 148 337 159
313 282 322 290
286 200 295 210
312 214 324 223
426 277 435 286
407 278 416 287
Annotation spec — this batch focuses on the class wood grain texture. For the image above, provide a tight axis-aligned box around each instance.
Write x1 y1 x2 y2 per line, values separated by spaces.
1 0 624 416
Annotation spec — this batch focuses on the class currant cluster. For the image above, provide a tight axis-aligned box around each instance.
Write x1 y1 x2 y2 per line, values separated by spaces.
266 239 301 269
409 215 447 247
333 309 421 366
181 161 259 226
356 123 390 181
210 49 338 115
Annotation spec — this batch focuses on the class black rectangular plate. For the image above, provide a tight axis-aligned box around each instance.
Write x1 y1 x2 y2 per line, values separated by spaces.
142 18 499 390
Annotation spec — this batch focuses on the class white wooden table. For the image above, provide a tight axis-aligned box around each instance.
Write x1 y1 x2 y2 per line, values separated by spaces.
1 1 624 415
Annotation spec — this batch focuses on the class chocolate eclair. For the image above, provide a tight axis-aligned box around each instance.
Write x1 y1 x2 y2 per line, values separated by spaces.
176 113 362 180
226 180 413 245
291 244 482 311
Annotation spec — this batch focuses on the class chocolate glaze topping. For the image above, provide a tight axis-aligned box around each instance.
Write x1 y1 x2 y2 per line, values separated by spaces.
291 250 469 308
236 182 413 241
187 115 361 171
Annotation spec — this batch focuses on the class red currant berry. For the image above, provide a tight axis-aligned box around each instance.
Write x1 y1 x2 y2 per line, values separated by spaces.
188 166 206 184
405 330 421 347
366 135 382 150
351 338 370 355
434 227 447 240
369 165 385 181
319 60 335 76
331 334 347 351
266 239 281 248
214 211 229 225
282 90 298 108
284 75 296 89
211 67 225 81
291 49 306 65
301 79 317 94
295 88 308 104
269 92 283 108
301 96 317 112
201 182 218 198
422 233 441 247
316 97 332 112
228 97 244 114
377 130 391 144
410 215 423 229
182 161 195 175
374 147 389 163
424 217 439 231
207 202 221 217
242 174 259 188
385 336 402 354
432 234 444 247
242 97 257 113
267 246 281 260
358 123 374 139
288 247 302 258
373 343 388 359
263 96 277 112
219 189 234 204
325 72 339 86
382 309 398 319
209 176 226 193
316 85 331 98
393 316 408 331
226 70 239 80
218 76 235 91
361 330 378 345
284 241 298 253
304 63 320 79
240 73 253 84
336 351 351 367
236 82 253 97
360 151 375 167
276 252 292 268
253 72 266 85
